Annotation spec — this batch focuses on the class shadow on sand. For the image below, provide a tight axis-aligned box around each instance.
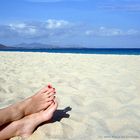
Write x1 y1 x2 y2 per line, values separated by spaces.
52 106 72 122
37 106 72 128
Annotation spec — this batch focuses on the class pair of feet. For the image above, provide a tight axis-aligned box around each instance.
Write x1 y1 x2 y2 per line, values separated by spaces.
0 85 58 139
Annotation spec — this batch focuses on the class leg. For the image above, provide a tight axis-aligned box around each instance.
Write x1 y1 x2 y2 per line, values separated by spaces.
0 85 56 126
0 99 58 140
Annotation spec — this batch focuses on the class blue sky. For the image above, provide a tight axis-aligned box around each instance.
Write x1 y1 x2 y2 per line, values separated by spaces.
0 0 140 48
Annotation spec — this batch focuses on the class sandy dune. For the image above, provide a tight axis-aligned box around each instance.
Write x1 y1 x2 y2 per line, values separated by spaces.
0 52 140 140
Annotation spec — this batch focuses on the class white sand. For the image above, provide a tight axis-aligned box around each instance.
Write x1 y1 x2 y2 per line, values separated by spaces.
0 52 140 140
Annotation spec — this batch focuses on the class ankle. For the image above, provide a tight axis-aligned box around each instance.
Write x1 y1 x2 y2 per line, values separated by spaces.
18 97 32 116
10 102 25 121
14 120 26 137
15 114 41 137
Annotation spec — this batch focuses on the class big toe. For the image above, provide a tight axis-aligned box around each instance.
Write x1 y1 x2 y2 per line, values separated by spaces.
39 84 53 94
42 99 58 120
48 99 58 113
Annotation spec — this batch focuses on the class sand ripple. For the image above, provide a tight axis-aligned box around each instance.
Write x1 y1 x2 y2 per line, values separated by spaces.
0 52 140 140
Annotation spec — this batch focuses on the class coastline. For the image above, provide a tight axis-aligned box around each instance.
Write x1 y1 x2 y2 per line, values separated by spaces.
0 47 140 55
0 52 140 140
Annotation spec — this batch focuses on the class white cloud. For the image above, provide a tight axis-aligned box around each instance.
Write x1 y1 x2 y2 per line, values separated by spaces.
46 19 70 29
7 19 70 36
0 19 72 39
127 29 139 35
9 23 37 35
0 21 139 40
9 23 26 29
85 26 140 37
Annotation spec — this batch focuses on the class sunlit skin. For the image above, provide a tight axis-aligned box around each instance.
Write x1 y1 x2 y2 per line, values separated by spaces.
0 99 58 139
0 85 58 139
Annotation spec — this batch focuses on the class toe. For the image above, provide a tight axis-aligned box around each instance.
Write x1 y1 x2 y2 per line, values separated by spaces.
47 95 55 101
38 84 54 94
48 84 52 88
39 86 51 93
42 99 58 120
47 91 56 97
44 102 55 110
44 88 55 96
48 98 58 112
45 100 53 107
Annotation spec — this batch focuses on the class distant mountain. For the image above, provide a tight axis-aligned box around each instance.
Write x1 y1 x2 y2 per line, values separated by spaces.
14 43 85 49
0 43 85 50
0 44 14 50
14 43 60 49
0 44 9 49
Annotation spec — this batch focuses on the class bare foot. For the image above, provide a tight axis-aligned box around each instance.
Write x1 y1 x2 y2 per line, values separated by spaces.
17 99 58 138
9 85 56 122
0 99 58 139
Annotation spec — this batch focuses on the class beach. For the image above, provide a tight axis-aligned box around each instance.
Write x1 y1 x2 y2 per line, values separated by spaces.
0 52 140 140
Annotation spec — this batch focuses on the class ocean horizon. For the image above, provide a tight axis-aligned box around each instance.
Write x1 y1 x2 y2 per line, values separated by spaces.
0 48 140 55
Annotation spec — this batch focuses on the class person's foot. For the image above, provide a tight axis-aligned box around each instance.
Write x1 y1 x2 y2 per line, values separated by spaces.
15 99 58 138
10 84 56 121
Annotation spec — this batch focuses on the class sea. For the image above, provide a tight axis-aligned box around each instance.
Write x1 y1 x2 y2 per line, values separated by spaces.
0 48 140 55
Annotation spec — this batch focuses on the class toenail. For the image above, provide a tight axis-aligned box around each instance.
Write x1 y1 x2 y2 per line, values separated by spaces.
48 84 52 88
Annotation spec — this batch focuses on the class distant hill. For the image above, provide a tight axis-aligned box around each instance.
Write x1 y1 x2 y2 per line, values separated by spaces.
0 44 9 49
14 43 85 49
0 44 17 50
0 43 60 50
14 43 60 49
0 43 85 50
